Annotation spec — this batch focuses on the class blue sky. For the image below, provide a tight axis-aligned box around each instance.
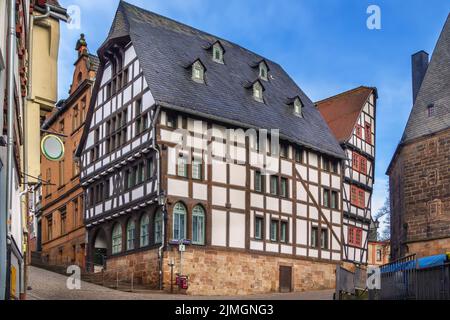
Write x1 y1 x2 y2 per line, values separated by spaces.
58 0 450 223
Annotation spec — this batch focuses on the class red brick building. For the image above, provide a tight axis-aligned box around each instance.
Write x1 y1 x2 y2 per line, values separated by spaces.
36 36 98 268
387 14 450 260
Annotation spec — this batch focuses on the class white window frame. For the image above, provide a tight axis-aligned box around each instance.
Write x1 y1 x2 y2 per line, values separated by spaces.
192 205 205 245
192 61 205 83
140 214 150 247
253 82 263 102
192 158 202 180
154 210 163 244
212 43 224 64
126 219 136 251
259 62 268 81
294 98 303 117
173 203 187 241
112 224 122 254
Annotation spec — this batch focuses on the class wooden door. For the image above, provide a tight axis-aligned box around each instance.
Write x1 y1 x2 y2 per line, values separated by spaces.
279 266 293 293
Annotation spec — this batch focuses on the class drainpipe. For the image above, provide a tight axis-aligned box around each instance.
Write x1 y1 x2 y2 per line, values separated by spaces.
150 106 165 290
2 0 16 301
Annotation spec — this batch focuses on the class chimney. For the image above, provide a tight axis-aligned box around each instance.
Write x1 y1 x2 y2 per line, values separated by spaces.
411 51 429 103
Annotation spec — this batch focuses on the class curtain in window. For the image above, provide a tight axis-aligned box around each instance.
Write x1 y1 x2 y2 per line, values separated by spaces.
140 214 150 247
112 224 122 254
127 220 135 250
173 203 186 240
192 206 205 245
154 210 163 244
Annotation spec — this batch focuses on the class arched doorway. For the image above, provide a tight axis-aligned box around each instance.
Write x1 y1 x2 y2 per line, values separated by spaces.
93 229 107 272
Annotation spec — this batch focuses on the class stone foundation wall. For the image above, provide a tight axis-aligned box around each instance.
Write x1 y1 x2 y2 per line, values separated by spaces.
163 247 337 296
408 238 450 258
41 227 86 269
106 248 160 288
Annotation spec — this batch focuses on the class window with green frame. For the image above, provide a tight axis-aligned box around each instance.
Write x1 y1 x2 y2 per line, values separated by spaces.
280 221 288 243
112 224 122 254
270 220 279 242
173 203 187 240
154 210 163 244
255 216 264 240
192 205 205 245
280 178 288 198
126 219 135 251
270 176 278 195
255 171 263 192
140 214 150 247
146 157 154 180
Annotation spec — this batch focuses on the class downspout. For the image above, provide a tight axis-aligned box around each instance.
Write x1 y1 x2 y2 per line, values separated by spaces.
3 0 16 301
150 106 164 290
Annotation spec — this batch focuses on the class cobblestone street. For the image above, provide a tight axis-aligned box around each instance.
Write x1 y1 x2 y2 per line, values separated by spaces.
27 266 334 300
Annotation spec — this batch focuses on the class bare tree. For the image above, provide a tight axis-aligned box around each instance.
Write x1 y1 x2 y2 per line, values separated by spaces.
374 184 391 241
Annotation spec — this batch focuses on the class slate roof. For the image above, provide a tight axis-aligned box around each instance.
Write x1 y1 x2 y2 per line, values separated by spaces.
401 14 450 144
316 86 376 143
89 1 345 159
87 54 100 72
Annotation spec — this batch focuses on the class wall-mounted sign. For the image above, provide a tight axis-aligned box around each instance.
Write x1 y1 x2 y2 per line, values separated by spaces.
41 135 65 161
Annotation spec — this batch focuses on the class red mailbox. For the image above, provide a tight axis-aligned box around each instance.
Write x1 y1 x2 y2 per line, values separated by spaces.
176 275 189 290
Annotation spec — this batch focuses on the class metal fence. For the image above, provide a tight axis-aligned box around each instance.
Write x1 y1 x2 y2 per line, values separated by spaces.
374 254 450 300
335 265 367 299
379 254 417 300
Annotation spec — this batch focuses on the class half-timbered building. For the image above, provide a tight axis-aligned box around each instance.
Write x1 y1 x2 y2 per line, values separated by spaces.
76 1 347 295
317 87 378 265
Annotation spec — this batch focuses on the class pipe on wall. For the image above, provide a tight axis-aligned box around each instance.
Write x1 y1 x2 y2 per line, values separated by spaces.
150 106 165 291
2 0 17 301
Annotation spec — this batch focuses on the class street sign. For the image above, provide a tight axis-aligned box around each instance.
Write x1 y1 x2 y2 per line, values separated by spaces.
179 244 186 252
41 135 65 161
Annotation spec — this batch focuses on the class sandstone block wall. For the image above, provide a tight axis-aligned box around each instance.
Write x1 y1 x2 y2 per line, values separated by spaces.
163 247 337 296
390 129 450 259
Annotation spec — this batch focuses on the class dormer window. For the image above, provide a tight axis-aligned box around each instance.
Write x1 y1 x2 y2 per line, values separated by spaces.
427 103 435 117
253 81 264 102
294 98 303 117
212 42 224 64
192 60 205 83
259 61 269 81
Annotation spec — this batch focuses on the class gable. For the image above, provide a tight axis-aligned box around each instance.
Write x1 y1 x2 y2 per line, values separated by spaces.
401 14 450 144
316 87 375 143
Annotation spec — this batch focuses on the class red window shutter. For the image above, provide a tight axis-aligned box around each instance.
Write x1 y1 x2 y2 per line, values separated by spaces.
360 156 367 174
351 186 358 206
348 227 363 247
356 125 363 138
352 152 359 171
358 189 365 208
348 227 354 246
356 229 362 247
365 123 372 144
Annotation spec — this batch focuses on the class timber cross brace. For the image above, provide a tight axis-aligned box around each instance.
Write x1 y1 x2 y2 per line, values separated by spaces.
295 167 342 247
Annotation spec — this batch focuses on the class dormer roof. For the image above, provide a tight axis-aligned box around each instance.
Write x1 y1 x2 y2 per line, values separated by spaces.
78 1 345 159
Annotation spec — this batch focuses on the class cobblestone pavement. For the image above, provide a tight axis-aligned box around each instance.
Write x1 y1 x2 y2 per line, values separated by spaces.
27 266 334 300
